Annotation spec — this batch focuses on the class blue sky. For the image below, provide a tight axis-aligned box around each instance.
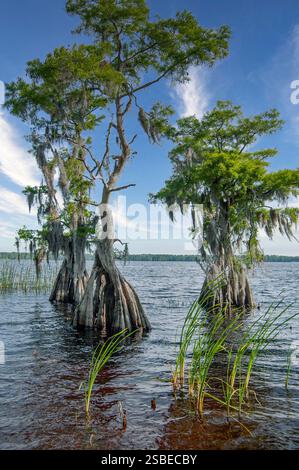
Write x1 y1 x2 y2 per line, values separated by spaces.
1 0 299 254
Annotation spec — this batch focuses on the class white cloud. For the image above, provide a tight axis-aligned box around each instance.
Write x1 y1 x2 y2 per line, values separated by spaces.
172 67 209 119
0 221 16 239
0 113 40 187
0 186 37 216
0 114 41 249
0 187 37 249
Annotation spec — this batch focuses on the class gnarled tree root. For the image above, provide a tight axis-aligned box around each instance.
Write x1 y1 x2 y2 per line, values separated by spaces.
50 258 89 305
200 264 255 312
73 261 151 334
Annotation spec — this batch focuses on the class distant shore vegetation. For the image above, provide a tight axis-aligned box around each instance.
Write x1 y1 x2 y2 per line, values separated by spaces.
0 252 299 262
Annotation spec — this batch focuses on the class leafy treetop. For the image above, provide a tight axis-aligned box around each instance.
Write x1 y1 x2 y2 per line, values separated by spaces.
153 101 299 268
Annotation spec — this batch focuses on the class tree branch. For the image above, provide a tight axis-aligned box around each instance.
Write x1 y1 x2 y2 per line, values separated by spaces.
110 184 136 193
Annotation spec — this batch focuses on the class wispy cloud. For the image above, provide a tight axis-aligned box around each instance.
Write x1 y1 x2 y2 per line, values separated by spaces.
0 187 37 249
0 114 40 187
0 186 36 216
172 66 210 119
0 114 40 249
0 221 17 240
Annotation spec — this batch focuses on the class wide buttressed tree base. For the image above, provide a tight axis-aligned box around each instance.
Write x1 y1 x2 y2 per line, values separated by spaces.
73 238 151 333
49 236 89 305
200 264 255 311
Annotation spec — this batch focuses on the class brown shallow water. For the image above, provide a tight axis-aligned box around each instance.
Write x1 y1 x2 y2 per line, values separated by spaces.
0 261 299 450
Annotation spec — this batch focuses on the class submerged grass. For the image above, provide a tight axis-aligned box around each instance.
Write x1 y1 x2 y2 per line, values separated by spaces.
0 261 58 293
80 329 136 417
173 278 298 417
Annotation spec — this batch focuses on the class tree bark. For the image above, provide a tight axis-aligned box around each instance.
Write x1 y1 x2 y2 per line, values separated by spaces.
200 262 255 312
73 238 151 334
49 236 88 305
72 93 151 334
200 201 255 312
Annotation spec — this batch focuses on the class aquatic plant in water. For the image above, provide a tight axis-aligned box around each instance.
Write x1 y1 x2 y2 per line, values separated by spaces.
0 261 58 294
80 329 135 417
173 280 298 416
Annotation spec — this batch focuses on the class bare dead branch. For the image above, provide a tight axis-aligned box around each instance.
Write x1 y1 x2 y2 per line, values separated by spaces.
128 134 138 145
110 184 136 193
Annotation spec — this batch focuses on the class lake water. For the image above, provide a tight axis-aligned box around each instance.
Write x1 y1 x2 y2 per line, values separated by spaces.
0 261 298 450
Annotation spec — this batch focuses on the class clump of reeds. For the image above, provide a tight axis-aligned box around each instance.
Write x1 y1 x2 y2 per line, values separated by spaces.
173 276 227 389
224 299 298 413
80 329 135 417
0 261 58 294
173 278 298 416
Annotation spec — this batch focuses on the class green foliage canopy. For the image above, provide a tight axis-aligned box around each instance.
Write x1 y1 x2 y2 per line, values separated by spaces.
153 101 299 268
5 0 231 255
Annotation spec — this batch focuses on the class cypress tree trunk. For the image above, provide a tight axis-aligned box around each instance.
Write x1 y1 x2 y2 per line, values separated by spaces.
200 202 255 312
49 236 88 305
200 261 255 312
73 95 152 334
73 199 151 334
73 237 151 333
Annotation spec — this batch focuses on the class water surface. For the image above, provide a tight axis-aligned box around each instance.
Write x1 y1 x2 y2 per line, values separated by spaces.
0 261 298 450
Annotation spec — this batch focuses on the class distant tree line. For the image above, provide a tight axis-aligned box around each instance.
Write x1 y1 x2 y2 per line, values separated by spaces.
1 252 299 262
263 255 299 262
